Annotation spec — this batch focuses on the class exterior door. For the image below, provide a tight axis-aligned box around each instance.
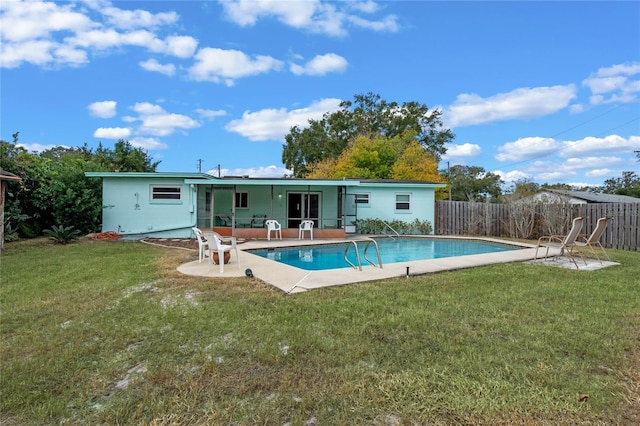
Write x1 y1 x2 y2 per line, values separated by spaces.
287 192 320 228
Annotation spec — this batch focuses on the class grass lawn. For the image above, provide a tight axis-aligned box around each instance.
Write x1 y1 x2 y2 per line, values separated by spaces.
1 237 639 425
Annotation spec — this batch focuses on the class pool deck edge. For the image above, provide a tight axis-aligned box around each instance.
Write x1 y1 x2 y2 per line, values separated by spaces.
177 237 562 293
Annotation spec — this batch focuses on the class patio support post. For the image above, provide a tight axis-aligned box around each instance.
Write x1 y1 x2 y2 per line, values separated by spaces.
210 185 214 229
270 185 274 220
232 185 236 237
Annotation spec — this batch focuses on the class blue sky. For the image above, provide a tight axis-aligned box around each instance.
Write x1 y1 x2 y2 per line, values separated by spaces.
1 0 639 188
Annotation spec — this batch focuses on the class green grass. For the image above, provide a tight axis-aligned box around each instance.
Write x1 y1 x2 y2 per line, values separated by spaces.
1 238 639 425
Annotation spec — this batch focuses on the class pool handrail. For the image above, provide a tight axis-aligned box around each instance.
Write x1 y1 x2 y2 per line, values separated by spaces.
343 238 383 271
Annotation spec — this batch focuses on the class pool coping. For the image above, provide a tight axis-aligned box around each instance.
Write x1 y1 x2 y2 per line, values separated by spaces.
176 236 559 294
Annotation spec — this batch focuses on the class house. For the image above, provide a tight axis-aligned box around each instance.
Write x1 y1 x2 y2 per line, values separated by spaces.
85 172 446 239
533 189 640 205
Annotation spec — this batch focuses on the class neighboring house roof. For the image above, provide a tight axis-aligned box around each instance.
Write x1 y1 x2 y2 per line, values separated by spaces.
541 189 640 203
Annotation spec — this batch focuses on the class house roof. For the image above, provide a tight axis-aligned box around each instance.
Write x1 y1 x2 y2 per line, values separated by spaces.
85 171 446 188
543 189 640 203
84 171 215 179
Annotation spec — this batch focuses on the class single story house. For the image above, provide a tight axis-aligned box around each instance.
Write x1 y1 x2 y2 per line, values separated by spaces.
533 189 640 205
85 172 446 239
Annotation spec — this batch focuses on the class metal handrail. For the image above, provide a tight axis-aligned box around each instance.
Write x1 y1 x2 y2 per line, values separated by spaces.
343 238 383 271
362 239 382 268
343 241 361 270
381 221 400 239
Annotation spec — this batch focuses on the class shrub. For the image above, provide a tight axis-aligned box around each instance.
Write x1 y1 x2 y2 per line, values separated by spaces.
43 225 81 244
353 218 433 235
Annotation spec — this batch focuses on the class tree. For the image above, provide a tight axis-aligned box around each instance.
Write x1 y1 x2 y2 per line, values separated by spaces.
282 92 454 177
1 137 160 239
599 171 640 198
442 165 503 202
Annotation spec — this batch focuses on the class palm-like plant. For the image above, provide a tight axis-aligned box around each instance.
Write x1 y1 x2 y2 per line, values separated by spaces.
43 225 81 244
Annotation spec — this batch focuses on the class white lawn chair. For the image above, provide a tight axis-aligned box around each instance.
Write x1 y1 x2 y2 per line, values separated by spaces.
192 227 210 263
265 220 282 241
204 231 241 273
298 220 314 240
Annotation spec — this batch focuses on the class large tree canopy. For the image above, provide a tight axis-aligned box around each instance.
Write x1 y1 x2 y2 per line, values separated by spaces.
1 137 159 238
282 92 454 177
443 165 503 202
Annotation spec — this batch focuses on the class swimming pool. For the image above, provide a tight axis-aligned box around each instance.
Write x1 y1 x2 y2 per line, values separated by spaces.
249 237 519 271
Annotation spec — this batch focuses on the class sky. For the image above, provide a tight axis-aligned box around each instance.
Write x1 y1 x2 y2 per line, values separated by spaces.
1 0 639 189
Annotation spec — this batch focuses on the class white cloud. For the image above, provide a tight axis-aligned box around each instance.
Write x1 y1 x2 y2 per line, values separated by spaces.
347 14 399 32
443 143 481 160
93 127 131 139
219 0 398 37
130 102 201 136
213 164 292 178
289 53 348 76
165 35 198 58
0 1 195 68
495 135 639 166
225 98 343 141
129 136 168 150
562 135 640 156
0 1 96 43
495 137 560 162
100 6 179 30
139 58 176 76
88 100 117 118
16 142 65 153
583 62 640 104
195 108 227 119
494 169 531 184
445 85 577 128
188 47 283 85
585 168 615 178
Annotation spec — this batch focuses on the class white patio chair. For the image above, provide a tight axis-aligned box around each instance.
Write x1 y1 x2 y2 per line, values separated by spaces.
298 220 314 240
265 220 282 241
192 227 210 263
204 231 241 273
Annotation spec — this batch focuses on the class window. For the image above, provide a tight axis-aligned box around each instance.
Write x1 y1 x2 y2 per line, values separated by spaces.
151 185 181 201
395 193 411 210
354 193 370 205
235 192 249 209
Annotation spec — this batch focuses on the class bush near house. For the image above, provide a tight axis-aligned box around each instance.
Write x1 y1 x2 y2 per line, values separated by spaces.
354 218 433 235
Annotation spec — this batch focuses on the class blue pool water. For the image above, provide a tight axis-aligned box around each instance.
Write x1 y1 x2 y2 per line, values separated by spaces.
249 238 518 271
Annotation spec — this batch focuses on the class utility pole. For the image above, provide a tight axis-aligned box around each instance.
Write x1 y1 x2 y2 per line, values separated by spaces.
197 159 204 172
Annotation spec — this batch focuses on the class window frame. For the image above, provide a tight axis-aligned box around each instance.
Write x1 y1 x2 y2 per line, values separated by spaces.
395 193 411 211
235 192 249 209
354 192 370 206
150 185 182 204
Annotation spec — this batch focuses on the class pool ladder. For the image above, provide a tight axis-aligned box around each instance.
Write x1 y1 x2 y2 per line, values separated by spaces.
344 238 383 271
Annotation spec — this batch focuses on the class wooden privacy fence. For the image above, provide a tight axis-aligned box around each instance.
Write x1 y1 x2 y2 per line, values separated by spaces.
435 201 639 251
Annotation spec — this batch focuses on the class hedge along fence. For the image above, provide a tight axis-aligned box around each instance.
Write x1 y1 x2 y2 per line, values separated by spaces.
435 201 640 251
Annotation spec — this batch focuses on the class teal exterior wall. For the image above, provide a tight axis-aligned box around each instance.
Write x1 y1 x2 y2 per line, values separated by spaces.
345 184 437 233
89 172 443 238
101 177 197 238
